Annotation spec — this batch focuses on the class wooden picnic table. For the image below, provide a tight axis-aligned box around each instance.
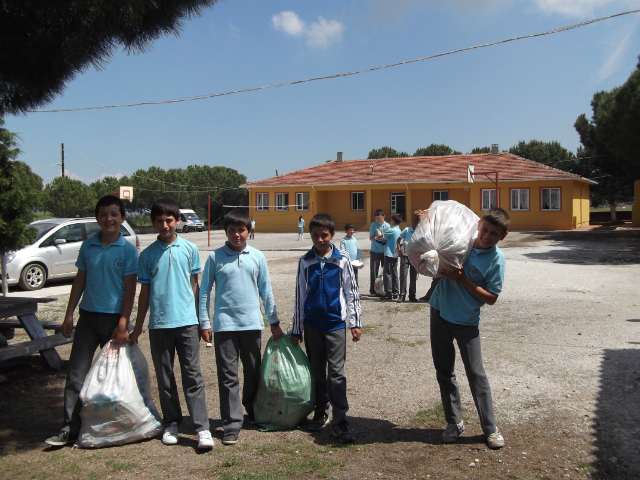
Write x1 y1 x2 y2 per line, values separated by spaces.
0 297 74 369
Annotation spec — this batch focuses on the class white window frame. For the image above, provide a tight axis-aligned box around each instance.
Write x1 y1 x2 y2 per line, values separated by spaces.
276 193 289 211
510 188 529 211
541 188 561 211
296 192 309 211
351 192 365 211
256 193 268 211
481 189 496 211
433 190 449 201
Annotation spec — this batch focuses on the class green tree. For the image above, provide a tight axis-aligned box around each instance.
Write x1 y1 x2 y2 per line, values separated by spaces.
470 146 491 154
413 144 462 156
89 176 122 200
44 177 97 218
1 0 219 114
0 118 42 295
368 147 409 159
508 140 577 170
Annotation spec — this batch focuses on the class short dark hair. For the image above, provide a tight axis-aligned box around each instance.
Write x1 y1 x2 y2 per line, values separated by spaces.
151 198 180 222
374 209 385 216
95 195 125 218
391 213 402 225
344 223 355 231
482 208 510 233
309 213 334 234
223 209 252 231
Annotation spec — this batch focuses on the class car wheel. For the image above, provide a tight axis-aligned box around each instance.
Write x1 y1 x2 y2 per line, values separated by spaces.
182 225 189 233
19 263 47 291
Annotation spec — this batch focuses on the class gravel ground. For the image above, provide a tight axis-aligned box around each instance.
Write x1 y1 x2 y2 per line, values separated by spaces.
1 228 639 479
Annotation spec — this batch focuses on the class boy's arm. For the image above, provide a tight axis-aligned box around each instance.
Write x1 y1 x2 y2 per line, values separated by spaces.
342 259 362 342
111 273 137 344
61 270 86 338
192 273 211 343
291 258 306 346
256 255 283 340
198 254 214 331
129 283 149 344
441 266 499 305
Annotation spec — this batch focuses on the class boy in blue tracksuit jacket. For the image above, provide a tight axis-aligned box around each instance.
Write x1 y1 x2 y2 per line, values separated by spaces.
291 214 362 443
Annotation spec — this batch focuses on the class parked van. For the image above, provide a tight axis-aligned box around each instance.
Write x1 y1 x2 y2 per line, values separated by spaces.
179 209 204 233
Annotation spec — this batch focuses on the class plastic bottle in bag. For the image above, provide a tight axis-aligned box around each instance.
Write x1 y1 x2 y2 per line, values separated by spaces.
406 200 479 277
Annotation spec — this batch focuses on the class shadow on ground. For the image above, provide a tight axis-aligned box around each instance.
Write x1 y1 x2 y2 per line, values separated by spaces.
519 230 640 265
592 348 640 479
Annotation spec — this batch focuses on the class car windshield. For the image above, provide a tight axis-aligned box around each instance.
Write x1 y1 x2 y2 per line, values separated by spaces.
184 213 200 220
31 223 58 243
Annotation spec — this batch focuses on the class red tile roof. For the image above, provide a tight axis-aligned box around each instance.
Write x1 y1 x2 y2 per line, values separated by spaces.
242 153 594 187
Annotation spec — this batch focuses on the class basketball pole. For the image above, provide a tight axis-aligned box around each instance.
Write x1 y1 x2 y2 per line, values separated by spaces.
208 195 211 248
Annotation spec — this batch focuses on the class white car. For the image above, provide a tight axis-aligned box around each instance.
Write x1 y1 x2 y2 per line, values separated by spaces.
3 218 139 291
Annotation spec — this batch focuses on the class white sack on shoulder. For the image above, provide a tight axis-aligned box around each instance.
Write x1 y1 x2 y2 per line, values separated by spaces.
78 340 162 448
406 200 479 277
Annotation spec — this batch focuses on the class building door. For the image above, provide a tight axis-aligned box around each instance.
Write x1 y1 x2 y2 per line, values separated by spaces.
391 192 406 221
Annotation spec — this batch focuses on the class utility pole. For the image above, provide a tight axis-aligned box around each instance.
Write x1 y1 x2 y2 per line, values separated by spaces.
61 143 65 178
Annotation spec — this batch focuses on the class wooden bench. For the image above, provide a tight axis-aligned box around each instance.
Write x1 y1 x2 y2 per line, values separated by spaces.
0 332 74 362
0 319 73 335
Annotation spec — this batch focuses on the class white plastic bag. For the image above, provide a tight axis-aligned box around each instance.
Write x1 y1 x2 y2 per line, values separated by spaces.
374 273 385 296
406 200 479 278
78 341 162 448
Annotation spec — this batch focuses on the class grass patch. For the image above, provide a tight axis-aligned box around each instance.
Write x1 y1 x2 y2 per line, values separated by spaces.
386 337 426 347
410 403 445 428
220 457 244 468
360 324 378 334
217 473 283 480
105 460 137 472
386 304 425 315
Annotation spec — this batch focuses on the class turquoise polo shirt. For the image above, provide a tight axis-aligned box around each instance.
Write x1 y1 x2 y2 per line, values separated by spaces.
429 245 505 326
369 221 389 254
383 225 401 258
138 235 202 329
400 226 414 243
340 236 362 261
76 232 138 314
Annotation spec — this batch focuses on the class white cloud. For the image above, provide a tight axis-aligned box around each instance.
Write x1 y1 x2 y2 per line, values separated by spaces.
62 170 124 184
531 0 640 18
597 23 636 81
272 11 344 48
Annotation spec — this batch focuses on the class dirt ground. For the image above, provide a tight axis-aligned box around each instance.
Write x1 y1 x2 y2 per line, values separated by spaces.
1 228 639 480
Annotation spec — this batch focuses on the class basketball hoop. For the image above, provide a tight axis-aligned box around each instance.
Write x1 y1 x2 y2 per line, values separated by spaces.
119 186 133 201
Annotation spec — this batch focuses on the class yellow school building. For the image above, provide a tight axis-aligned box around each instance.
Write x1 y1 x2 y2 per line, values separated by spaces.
241 152 595 232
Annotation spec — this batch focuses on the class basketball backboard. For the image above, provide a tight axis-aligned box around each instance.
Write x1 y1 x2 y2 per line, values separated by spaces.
119 186 133 201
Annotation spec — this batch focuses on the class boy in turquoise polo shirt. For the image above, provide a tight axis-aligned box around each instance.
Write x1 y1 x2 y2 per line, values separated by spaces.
340 223 362 286
130 198 214 449
379 214 402 299
429 208 509 450
45 195 138 446
199 209 281 446
368 209 388 296
398 213 420 302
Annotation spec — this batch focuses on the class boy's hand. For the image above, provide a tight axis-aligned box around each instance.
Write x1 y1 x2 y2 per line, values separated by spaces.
129 326 143 345
61 314 74 338
351 327 361 342
441 265 465 283
112 322 129 345
200 328 212 343
271 324 284 340
291 337 300 347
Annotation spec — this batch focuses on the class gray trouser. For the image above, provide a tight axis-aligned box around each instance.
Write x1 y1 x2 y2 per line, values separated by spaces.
63 309 121 435
399 256 418 299
214 330 262 431
149 325 210 433
369 251 385 294
430 307 496 435
303 324 349 426
383 256 399 296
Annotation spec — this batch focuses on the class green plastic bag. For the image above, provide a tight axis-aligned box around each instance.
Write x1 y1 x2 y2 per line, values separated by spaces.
253 335 315 431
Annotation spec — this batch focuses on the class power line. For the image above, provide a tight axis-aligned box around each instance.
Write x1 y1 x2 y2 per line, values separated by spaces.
29 9 640 113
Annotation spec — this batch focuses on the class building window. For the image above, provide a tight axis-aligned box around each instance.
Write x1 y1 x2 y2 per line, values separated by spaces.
296 192 309 211
256 193 268 211
541 188 561 211
351 192 364 211
481 189 496 210
276 193 289 211
510 189 529 211
391 192 406 221
433 190 449 201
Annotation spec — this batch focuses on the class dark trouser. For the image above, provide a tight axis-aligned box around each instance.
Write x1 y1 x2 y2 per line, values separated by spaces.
423 277 441 302
369 251 385 295
250 230 255 239
383 256 399 296
303 324 349 426
63 309 121 436
399 256 418 299
149 325 210 433
430 307 496 436
214 330 262 431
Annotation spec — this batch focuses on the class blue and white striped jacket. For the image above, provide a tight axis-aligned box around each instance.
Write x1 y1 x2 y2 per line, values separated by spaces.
291 245 362 337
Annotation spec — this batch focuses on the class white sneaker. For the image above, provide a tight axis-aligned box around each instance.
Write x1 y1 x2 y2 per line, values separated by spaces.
197 430 214 449
486 430 505 449
162 422 179 445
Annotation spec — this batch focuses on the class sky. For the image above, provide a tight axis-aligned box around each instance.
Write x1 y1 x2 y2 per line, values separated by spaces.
6 0 640 185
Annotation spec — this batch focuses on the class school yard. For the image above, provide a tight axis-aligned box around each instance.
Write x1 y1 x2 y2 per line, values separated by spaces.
1 228 639 480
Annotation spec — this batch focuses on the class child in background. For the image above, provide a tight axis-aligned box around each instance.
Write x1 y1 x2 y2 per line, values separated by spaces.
130 198 213 449
397 213 420 302
250 218 256 240
45 196 138 446
291 214 361 443
368 209 388 296
340 223 362 286
429 208 509 450
199 209 281 446
297 215 305 241
379 213 402 300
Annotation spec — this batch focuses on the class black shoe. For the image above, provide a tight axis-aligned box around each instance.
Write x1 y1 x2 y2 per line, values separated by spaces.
397 295 405 303
409 297 418 302
392 295 399 300
307 413 329 431
223 429 240 445
332 421 354 443
44 430 77 446
246 412 256 425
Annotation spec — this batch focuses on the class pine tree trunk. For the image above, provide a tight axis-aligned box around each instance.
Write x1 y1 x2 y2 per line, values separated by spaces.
1 253 7 297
